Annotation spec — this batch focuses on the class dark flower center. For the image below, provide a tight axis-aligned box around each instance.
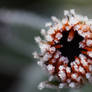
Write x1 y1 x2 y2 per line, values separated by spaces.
58 30 84 66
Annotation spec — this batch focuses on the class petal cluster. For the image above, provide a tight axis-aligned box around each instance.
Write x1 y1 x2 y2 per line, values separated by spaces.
33 9 92 89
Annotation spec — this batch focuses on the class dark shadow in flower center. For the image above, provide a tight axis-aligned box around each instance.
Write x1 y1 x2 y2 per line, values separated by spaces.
58 30 84 67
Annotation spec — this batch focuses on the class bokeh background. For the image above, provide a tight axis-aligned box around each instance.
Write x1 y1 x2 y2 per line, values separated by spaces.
0 0 92 92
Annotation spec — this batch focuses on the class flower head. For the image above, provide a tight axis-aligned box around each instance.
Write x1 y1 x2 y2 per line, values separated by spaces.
33 9 92 89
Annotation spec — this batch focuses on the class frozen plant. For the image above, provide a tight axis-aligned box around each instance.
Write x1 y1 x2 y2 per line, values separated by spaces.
33 9 92 90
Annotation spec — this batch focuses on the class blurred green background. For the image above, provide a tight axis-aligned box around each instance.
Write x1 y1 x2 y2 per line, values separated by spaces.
0 0 92 92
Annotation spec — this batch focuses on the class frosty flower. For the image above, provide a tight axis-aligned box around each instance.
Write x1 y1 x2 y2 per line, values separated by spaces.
33 9 92 89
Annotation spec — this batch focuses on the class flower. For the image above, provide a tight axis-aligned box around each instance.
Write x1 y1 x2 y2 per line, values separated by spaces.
33 9 92 89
